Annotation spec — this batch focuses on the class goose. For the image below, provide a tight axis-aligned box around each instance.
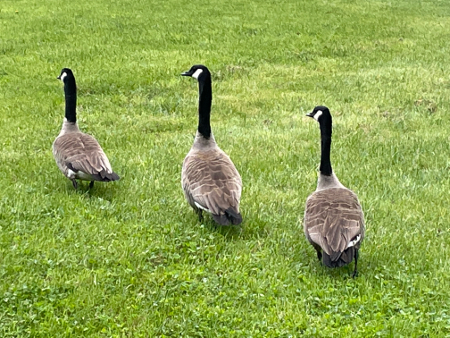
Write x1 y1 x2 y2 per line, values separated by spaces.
53 68 120 189
180 65 242 225
304 106 365 277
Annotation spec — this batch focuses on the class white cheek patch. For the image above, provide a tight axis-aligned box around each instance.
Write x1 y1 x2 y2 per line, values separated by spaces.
60 72 67 82
347 234 361 248
192 69 203 79
313 110 323 121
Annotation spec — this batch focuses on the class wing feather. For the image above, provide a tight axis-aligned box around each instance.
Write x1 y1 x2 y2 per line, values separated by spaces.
182 148 242 218
304 188 365 259
53 132 118 181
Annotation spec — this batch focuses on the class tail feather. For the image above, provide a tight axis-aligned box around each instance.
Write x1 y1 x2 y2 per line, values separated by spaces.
212 208 243 226
322 247 355 268
92 171 120 182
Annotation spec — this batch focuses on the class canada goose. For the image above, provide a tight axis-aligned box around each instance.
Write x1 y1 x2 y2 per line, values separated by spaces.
53 68 120 189
180 65 242 225
304 106 365 277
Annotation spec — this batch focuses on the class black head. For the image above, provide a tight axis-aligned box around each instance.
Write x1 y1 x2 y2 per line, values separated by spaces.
306 105 332 124
57 68 75 82
181 64 210 81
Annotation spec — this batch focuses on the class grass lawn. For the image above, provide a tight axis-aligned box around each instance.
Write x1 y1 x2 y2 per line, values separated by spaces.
1 0 450 336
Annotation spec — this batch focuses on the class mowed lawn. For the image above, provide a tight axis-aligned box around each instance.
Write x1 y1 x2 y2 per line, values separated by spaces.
1 0 450 336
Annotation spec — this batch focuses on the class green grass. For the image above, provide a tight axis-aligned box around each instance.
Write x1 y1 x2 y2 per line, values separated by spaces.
1 0 450 336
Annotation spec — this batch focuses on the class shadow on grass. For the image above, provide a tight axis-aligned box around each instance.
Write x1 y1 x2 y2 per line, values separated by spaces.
55 180 122 202
203 221 243 239
198 217 270 242
312 259 364 280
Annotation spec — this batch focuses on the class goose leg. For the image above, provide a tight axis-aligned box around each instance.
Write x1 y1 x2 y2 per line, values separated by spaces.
71 179 78 190
316 249 322 262
197 209 203 223
89 181 94 189
312 244 322 262
352 249 359 278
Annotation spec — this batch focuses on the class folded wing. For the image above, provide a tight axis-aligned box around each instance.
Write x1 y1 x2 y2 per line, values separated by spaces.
182 149 242 225
53 133 119 181
304 188 364 262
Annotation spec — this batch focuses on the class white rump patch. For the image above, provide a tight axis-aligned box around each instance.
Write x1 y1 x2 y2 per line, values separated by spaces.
67 169 76 179
68 169 91 180
192 69 203 79
347 235 361 248
194 201 209 212
313 110 323 121
60 72 67 82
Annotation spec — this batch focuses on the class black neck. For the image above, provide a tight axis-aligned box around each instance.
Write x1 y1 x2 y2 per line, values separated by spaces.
319 122 333 176
64 77 77 123
197 76 212 139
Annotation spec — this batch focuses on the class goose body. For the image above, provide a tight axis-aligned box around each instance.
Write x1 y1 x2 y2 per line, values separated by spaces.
304 106 365 276
181 65 242 225
53 68 119 189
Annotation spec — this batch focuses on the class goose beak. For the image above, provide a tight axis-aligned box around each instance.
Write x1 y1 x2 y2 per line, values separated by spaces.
57 75 61 80
306 112 314 118
181 71 191 76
